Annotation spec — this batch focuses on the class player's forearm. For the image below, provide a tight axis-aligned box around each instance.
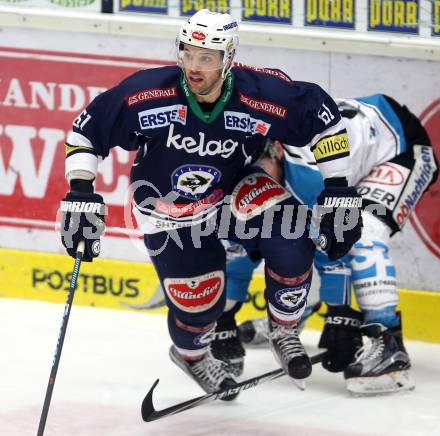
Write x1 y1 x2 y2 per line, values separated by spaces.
65 130 99 186
317 155 351 183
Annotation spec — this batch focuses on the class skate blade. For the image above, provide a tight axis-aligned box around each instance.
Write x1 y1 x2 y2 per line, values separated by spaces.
346 370 415 396
269 344 307 391
290 378 306 391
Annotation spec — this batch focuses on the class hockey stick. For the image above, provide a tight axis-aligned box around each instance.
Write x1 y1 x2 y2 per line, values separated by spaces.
141 351 326 422
37 241 85 436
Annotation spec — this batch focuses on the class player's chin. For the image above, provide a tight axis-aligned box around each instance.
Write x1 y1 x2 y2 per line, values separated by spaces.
187 77 205 92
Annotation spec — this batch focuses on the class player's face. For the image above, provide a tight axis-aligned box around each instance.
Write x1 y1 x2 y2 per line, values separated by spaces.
180 45 224 98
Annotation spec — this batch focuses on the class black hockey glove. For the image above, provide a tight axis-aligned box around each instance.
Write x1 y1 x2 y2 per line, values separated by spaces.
315 178 363 260
60 181 106 262
318 304 363 373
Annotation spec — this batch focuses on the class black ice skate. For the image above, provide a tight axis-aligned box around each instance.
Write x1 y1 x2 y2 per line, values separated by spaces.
344 322 415 395
210 316 246 377
238 317 269 346
239 303 321 347
268 318 312 389
169 345 239 401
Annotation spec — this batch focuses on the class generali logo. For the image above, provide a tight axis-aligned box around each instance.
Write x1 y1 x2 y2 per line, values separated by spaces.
126 87 177 107
239 93 288 119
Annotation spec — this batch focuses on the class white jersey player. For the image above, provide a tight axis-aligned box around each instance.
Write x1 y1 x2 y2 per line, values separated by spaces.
214 94 438 395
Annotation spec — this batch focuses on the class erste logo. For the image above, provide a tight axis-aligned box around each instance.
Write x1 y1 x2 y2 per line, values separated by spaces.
224 111 271 136
138 104 187 129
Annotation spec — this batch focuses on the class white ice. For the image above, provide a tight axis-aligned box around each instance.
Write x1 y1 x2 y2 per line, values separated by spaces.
1 298 439 436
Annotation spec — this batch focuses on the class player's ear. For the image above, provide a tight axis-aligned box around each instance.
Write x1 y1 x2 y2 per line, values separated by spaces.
274 140 284 161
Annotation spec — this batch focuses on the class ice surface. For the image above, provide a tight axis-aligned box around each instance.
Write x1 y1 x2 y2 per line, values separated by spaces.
1 298 439 436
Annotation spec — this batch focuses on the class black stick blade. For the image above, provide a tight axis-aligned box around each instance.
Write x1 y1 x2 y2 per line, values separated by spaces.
141 352 326 422
141 379 160 421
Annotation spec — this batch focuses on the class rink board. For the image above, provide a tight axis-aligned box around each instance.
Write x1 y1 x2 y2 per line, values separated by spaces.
1 248 439 343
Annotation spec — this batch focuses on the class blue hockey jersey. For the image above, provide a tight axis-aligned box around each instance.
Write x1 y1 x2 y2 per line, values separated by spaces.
65 65 349 233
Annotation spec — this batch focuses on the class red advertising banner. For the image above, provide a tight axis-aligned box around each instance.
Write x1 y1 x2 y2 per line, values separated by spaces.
0 47 439 260
411 99 440 259
0 48 172 237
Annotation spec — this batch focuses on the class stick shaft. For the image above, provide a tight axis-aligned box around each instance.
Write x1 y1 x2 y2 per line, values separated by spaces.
37 243 84 436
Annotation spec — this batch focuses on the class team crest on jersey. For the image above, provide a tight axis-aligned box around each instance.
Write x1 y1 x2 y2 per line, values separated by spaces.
275 286 308 310
224 111 271 136
163 271 224 313
138 104 187 129
231 173 291 221
171 165 222 200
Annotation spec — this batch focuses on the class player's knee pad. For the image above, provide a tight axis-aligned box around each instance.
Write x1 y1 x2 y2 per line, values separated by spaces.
265 266 313 324
350 215 398 311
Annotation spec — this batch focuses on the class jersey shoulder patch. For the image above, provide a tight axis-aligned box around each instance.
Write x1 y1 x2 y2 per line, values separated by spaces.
118 66 181 108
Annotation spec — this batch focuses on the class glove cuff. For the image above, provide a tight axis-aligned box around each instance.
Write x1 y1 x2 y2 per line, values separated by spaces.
324 177 348 188
70 178 94 193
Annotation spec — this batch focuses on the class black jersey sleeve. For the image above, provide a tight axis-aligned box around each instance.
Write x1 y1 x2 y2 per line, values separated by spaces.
285 82 351 180
64 77 141 181
70 83 132 158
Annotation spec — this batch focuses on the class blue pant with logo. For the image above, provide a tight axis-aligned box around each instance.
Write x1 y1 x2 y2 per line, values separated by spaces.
144 169 315 357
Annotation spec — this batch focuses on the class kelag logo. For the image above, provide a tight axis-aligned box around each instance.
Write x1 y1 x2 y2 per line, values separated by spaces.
32 268 140 298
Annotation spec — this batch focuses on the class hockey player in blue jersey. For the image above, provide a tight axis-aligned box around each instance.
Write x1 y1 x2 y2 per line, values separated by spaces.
212 95 438 394
59 9 363 397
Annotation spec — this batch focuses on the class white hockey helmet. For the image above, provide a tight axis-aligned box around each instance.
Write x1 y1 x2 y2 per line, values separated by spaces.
177 9 239 77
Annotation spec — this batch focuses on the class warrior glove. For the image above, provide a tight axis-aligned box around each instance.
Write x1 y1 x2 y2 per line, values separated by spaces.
60 180 106 262
315 178 363 260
